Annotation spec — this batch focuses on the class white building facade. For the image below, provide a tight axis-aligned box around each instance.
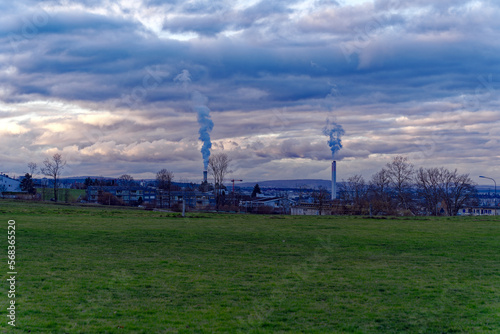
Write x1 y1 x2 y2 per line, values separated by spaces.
0 174 22 193
460 207 499 216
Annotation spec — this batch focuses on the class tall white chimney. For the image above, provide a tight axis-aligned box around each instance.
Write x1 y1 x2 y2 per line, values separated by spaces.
331 161 337 200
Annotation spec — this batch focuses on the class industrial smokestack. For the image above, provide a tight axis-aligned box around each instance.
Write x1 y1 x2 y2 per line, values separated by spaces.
203 170 208 183
331 161 337 200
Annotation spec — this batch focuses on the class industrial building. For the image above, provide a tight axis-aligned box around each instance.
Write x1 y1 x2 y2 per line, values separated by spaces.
291 203 324 215
241 196 291 214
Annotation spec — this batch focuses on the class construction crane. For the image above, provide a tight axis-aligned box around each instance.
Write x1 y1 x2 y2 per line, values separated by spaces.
231 179 243 194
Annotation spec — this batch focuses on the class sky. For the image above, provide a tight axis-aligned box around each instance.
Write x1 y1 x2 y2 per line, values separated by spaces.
1 0 499 184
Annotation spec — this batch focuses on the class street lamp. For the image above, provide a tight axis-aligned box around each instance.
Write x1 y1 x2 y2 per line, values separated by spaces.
479 176 497 215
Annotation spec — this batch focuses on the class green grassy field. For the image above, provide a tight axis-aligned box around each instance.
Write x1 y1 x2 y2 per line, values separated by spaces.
36 188 86 202
0 200 499 333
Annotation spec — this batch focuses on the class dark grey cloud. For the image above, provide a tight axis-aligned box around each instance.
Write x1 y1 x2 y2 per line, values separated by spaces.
161 0 296 37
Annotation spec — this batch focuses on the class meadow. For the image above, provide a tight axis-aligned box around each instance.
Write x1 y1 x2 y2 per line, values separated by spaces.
0 200 499 333
36 188 86 202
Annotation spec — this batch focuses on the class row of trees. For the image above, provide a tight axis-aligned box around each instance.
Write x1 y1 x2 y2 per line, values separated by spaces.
17 152 232 207
18 155 66 201
208 153 231 210
18 152 182 205
93 153 232 209
338 156 477 216
84 174 157 188
18 154 152 203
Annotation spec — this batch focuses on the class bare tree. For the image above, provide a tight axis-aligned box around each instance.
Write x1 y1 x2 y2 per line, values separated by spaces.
368 168 393 215
156 169 174 208
118 174 135 188
26 162 38 199
415 167 442 215
41 153 66 202
415 167 477 216
340 174 368 213
439 169 477 216
28 162 38 177
41 179 48 201
386 155 415 214
296 184 309 204
312 186 330 215
208 153 231 210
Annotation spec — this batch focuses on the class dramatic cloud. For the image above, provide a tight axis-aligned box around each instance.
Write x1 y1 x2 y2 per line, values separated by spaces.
0 0 499 183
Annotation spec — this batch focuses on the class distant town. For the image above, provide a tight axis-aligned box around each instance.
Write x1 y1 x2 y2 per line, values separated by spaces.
1 154 498 217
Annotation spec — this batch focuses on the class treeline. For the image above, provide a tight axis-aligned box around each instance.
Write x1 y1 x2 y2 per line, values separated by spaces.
337 156 478 216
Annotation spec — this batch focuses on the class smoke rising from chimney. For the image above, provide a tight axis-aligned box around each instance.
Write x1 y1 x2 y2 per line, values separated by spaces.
174 69 191 89
193 92 214 169
175 70 214 170
323 118 345 158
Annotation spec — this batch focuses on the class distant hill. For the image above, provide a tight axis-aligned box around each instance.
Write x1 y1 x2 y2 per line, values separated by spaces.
56 177 335 190
238 179 332 190
476 185 497 194
59 176 115 181
53 176 496 193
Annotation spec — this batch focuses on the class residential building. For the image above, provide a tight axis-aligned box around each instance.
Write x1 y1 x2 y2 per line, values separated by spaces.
0 174 22 193
86 186 157 205
168 191 216 209
460 206 499 216
86 186 215 208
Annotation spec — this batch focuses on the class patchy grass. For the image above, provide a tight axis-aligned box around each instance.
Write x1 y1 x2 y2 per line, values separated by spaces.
36 188 86 202
0 200 499 333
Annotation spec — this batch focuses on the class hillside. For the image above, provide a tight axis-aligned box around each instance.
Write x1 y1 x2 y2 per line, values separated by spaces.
238 179 332 189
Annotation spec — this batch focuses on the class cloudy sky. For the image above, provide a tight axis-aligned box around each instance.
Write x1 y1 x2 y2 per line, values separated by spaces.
1 0 499 184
